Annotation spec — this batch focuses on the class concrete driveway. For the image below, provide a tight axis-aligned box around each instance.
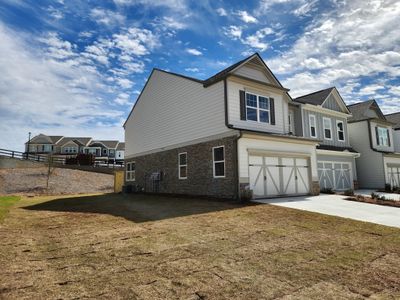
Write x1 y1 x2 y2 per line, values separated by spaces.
254 194 400 228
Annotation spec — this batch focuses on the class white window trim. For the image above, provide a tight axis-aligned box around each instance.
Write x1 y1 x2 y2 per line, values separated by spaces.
323 117 333 140
309 114 317 138
245 92 270 124
336 120 345 142
377 127 389 146
126 161 136 182
178 152 187 179
212 146 225 178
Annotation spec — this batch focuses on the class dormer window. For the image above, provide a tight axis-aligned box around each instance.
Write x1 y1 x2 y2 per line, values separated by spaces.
246 92 270 123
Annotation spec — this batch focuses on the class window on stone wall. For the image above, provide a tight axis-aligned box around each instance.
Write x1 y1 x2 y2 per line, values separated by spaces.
178 152 187 179
126 161 136 181
213 146 225 178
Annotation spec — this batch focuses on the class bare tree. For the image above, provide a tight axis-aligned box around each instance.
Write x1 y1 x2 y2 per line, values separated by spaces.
46 155 56 190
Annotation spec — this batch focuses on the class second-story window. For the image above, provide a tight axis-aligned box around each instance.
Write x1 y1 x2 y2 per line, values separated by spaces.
377 127 390 146
309 114 317 138
246 92 270 123
323 117 332 140
337 121 345 141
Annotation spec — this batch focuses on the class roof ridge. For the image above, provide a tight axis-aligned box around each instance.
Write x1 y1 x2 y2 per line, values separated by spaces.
346 99 375 107
153 68 204 83
294 86 335 100
384 111 400 116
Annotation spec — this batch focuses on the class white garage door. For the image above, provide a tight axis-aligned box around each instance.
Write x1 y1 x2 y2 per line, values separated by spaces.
249 155 310 198
387 164 400 188
318 161 351 191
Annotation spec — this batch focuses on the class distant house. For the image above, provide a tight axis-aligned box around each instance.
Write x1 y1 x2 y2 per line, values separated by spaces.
347 100 400 189
385 112 400 153
25 134 124 162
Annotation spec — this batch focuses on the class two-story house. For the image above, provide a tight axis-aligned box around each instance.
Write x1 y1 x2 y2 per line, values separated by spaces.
385 112 400 153
292 88 360 191
25 134 125 163
124 53 325 199
347 100 400 189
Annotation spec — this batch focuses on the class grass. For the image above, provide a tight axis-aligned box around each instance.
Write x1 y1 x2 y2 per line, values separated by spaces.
0 195 20 222
0 193 400 299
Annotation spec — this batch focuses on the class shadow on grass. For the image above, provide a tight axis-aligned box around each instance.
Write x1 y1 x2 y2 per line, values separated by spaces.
23 193 254 223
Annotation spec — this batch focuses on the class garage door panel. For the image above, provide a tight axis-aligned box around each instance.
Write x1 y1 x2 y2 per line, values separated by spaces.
249 155 310 198
318 161 351 191
387 165 400 188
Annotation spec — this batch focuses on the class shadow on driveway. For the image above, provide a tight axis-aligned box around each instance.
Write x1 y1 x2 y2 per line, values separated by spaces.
23 193 253 223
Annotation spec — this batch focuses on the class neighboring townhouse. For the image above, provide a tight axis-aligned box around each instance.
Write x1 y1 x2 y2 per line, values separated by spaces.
293 88 360 191
347 100 400 189
124 53 323 199
25 134 125 162
385 112 400 153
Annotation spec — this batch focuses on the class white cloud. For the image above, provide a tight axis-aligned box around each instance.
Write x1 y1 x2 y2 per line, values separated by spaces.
292 0 318 16
90 8 125 26
0 23 124 151
113 0 187 12
358 84 385 96
113 27 158 56
161 16 186 30
235 10 258 23
185 67 199 72
216 8 227 16
114 92 132 105
186 48 202 56
223 25 242 39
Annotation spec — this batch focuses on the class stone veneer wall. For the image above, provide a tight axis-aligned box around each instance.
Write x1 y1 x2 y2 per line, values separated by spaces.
125 135 239 199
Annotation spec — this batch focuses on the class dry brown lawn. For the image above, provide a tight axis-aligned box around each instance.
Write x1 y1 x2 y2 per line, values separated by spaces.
0 193 400 299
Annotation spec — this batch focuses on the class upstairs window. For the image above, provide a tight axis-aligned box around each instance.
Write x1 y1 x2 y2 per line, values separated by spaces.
337 121 345 141
126 162 136 181
213 146 225 178
323 117 332 140
246 93 270 123
178 152 187 179
309 114 317 138
377 127 390 146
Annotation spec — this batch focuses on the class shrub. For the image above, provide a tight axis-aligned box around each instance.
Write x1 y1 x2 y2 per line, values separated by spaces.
385 183 392 192
65 156 78 165
344 189 354 196
321 188 334 194
240 189 253 202
76 154 95 166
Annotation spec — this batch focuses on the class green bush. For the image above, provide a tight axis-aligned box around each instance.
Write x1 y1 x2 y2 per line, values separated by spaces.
344 189 354 196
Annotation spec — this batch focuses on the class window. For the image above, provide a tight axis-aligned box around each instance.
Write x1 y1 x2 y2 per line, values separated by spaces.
246 92 270 123
103 149 107 154
126 162 136 181
309 114 317 138
323 117 332 140
288 111 294 134
64 146 77 153
377 127 390 146
213 146 225 178
337 120 345 141
178 152 187 179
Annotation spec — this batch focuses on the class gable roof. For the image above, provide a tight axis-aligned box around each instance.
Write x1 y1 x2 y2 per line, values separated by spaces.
116 142 125 150
347 99 387 123
56 137 92 147
123 52 289 128
385 112 400 129
294 87 335 105
90 140 119 149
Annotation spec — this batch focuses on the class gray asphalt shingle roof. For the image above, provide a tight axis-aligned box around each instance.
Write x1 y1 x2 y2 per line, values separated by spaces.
385 112 400 129
294 87 335 105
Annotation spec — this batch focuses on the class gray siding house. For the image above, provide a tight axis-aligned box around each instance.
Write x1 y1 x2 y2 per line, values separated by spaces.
292 87 360 191
347 100 400 189
124 53 364 199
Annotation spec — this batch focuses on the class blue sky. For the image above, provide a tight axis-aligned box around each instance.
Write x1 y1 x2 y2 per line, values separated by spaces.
0 0 399 151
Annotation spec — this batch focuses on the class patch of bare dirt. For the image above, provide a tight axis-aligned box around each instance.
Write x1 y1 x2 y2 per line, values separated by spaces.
0 194 400 299
0 167 113 195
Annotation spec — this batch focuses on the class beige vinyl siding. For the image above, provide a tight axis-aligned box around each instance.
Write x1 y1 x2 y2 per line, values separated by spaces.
348 121 385 188
124 70 232 157
233 65 272 84
302 109 350 147
370 121 395 152
322 93 342 112
227 77 288 134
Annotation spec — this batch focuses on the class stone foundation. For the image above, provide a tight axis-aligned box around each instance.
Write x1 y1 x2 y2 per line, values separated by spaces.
125 135 238 199
311 181 320 195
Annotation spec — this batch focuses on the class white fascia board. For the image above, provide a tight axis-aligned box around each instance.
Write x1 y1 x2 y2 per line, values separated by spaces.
316 149 361 158
303 104 352 119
